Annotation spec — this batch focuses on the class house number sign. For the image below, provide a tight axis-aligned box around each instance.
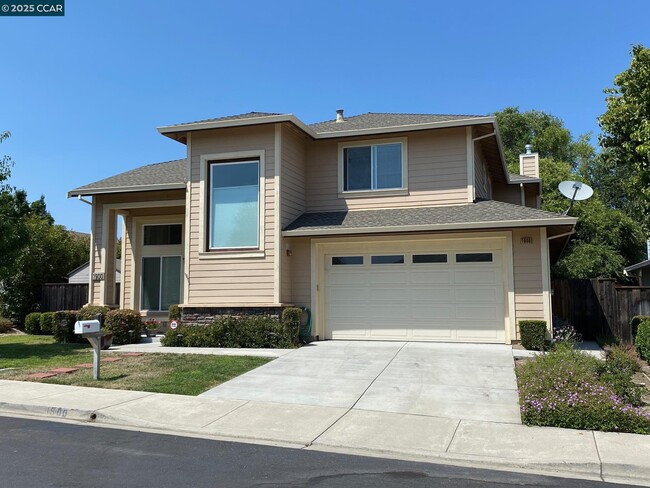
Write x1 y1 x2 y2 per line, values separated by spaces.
92 272 105 281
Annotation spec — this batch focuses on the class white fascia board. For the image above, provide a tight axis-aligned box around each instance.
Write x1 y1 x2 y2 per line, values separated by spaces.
282 217 578 237
67 183 186 198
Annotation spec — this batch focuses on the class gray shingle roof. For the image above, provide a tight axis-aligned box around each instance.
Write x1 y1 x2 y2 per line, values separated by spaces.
509 173 541 183
283 200 575 235
309 113 488 134
68 159 186 196
163 112 282 128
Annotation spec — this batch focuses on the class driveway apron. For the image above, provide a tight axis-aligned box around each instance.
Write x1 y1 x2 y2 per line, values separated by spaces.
200 341 521 424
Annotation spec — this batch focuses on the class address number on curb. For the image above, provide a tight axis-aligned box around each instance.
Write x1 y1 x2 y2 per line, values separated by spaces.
92 273 105 281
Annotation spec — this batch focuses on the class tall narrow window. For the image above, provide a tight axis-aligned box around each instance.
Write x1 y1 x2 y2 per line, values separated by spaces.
209 160 260 249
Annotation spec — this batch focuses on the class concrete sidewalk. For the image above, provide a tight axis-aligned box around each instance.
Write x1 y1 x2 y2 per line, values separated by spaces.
0 379 648 486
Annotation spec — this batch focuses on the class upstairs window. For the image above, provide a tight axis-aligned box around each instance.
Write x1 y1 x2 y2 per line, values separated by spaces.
342 141 405 192
209 160 260 249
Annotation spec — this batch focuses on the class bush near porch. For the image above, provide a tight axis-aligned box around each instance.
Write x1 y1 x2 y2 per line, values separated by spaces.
516 343 650 434
161 311 300 349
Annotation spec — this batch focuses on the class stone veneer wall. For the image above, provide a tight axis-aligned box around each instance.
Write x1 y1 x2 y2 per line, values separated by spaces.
180 307 286 326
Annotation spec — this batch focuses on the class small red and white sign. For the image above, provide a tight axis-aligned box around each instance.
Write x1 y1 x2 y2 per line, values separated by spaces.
170 320 178 330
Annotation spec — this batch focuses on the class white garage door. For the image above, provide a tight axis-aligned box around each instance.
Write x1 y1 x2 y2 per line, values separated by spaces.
324 246 505 343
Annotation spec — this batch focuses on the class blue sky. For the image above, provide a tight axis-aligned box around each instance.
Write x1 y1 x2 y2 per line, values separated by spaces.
1 0 648 232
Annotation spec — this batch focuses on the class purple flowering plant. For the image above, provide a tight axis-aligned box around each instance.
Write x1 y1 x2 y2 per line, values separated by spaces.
517 344 650 434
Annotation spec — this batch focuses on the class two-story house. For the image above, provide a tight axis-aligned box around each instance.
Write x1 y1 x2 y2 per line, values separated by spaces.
68 111 576 344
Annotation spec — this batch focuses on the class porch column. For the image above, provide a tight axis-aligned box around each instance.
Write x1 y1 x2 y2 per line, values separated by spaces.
100 208 118 306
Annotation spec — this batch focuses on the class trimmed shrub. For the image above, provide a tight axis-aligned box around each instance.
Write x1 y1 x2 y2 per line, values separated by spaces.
52 310 84 344
635 318 650 362
78 305 109 323
160 328 184 347
519 320 547 351
517 346 650 434
103 309 142 345
282 307 302 345
168 304 181 321
631 315 650 338
600 345 644 405
0 317 13 333
39 312 57 335
25 312 42 335
161 315 296 349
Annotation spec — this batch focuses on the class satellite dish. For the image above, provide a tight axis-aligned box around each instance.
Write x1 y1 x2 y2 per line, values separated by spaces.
558 180 593 215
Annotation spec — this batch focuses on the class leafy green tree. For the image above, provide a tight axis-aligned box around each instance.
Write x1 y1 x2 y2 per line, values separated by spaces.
596 44 650 232
0 132 89 323
495 109 646 279
496 107 595 174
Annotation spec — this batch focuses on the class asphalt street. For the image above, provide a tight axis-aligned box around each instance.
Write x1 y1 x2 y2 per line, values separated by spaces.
0 415 641 488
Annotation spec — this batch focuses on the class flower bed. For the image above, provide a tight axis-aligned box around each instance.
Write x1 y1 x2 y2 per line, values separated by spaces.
516 344 650 434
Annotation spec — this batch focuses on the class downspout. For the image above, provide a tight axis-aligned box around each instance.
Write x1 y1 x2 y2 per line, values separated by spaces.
77 195 92 205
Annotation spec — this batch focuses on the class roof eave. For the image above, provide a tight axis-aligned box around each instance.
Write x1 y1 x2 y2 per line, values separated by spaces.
68 182 186 198
282 217 577 237
313 116 495 139
157 114 496 142
157 114 317 141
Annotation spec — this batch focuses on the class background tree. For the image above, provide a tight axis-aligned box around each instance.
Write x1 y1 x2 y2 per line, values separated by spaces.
495 108 646 279
596 44 650 232
0 132 89 324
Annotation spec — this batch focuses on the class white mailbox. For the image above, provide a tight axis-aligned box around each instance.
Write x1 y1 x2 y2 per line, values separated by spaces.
74 320 101 334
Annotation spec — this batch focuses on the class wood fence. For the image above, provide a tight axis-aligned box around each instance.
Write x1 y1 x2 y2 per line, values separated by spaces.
41 283 120 312
551 278 650 343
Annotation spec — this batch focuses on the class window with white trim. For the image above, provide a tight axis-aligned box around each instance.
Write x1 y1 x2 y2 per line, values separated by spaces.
209 160 260 250
342 141 405 192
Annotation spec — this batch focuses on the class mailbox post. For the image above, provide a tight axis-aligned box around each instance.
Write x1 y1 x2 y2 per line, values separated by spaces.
74 319 105 380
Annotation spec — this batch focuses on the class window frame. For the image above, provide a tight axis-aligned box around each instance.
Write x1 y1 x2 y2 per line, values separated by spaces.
338 137 408 197
142 223 183 247
198 150 266 259
208 159 261 251
140 254 182 312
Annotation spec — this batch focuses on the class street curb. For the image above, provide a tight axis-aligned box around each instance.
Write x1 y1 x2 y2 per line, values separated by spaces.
0 401 97 423
2 404 649 487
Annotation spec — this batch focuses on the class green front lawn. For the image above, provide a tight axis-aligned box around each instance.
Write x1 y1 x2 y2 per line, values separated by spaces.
0 335 271 396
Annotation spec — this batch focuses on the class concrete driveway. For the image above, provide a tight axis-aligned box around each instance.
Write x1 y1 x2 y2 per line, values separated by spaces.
200 341 521 424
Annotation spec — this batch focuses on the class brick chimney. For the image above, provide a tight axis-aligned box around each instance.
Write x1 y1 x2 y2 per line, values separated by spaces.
519 144 539 178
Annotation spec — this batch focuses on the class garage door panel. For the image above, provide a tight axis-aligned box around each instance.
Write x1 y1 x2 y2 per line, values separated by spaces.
410 270 451 285
455 270 499 284
455 288 499 302
411 304 454 319
324 246 505 343
456 305 500 320
410 288 452 301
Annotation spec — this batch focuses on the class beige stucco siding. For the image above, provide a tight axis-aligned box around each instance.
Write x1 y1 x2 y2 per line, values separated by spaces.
305 128 468 212
187 125 277 305
512 228 545 338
